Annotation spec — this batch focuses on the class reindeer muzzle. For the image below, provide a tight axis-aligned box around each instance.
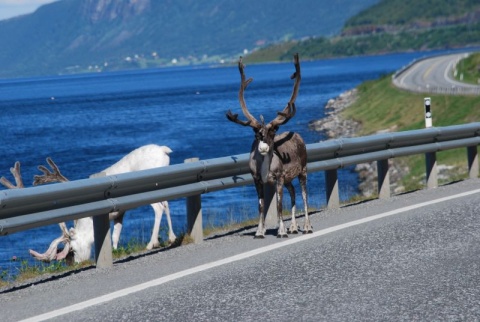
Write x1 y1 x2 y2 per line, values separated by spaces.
258 141 269 155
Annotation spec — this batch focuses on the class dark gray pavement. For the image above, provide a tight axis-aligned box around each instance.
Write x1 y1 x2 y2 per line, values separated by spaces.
393 53 480 95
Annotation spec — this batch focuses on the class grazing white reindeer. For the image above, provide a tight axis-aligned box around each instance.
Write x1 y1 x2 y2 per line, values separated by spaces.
0 144 177 263
226 53 313 238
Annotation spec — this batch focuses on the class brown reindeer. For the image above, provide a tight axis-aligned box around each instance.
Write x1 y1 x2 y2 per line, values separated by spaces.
226 53 312 238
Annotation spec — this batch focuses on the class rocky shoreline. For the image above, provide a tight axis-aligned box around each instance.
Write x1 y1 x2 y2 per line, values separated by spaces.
308 88 361 138
309 88 408 197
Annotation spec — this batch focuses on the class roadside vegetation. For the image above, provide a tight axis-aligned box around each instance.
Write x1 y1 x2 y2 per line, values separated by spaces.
454 53 480 85
0 228 172 288
341 70 480 191
0 214 259 289
0 258 93 289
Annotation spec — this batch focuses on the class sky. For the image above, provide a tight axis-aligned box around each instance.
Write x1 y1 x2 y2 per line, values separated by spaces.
0 0 57 21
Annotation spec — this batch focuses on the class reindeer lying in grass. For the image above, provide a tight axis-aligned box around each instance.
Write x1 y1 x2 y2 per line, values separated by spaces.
226 53 312 238
0 144 177 263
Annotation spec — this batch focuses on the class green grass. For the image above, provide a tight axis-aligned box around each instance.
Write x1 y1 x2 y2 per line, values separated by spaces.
341 73 480 190
0 236 167 289
112 238 152 259
343 74 480 132
454 53 480 85
0 257 93 288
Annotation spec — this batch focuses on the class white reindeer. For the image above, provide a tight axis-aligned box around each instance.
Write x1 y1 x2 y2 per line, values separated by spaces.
0 144 177 263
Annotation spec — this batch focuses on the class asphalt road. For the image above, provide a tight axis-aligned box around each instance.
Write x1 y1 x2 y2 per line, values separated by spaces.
2 178 480 321
393 52 480 94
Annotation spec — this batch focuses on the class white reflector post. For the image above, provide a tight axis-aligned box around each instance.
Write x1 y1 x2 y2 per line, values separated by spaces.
424 97 432 128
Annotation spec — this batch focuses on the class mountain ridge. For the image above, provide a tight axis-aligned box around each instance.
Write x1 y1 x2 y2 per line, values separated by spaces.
0 0 379 78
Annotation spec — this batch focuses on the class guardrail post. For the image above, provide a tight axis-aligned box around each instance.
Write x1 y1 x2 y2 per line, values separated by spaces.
185 158 203 243
377 159 390 199
90 172 113 268
467 146 478 179
325 169 339 208
425 152 438 188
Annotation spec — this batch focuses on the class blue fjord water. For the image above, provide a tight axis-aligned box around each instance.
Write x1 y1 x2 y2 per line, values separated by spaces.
0 50 454 277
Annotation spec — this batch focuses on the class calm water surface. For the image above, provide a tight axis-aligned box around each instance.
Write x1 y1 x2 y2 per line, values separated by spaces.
0 50 460 277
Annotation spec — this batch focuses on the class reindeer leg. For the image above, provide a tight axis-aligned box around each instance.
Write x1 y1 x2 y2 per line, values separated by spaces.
254 179 266 238
276 179 288 238
162 201 177 244
109 211 125 249
148 202 164 249
285 182 299 234
299 172 313 234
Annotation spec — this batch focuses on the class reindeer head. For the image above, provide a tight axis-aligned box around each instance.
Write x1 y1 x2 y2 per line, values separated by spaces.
32 157 93 264
226 53 301 157
0 159 78 263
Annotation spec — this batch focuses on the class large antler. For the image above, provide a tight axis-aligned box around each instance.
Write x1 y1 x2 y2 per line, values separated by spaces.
29 229 71 262
0 161 25 189
30 157 73 262
33 157 69 185
226 56 262 129
33 157 74 227
268 53 301 129
1 159 74 262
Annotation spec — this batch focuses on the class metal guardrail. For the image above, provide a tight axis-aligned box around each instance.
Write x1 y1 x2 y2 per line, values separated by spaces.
391 84 480 96
1 123 480 266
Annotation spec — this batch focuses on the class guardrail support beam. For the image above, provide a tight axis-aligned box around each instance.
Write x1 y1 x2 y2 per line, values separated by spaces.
467 146 478 179
90 172 113 268
185 158 203 243
93 213 113 268
325 169 339 208
425 152 438 189
377 159 390 199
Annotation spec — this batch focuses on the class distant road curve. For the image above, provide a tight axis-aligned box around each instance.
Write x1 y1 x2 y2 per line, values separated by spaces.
393 52 480 95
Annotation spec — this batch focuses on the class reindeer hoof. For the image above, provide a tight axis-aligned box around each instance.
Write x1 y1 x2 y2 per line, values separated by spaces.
288 224 300 234
146 241 160 250
303 228 314 234
277 234 288 238
254 235 265 239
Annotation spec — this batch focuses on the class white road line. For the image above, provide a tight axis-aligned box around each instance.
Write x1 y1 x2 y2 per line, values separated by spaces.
20 188 480 322
443 53 479 88
444 57 458 85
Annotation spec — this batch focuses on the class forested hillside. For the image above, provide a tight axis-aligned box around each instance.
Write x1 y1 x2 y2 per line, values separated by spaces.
343 0 480 35
247 0 480 63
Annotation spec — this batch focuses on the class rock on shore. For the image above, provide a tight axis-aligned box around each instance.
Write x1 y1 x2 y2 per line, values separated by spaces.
308 89 360 138
308 88 407 197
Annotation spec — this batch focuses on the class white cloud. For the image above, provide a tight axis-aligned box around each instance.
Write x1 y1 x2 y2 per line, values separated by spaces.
0 0 57 21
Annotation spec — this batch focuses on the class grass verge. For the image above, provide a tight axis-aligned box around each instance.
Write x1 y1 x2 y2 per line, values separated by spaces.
454 53 480 85
342 73 480 190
